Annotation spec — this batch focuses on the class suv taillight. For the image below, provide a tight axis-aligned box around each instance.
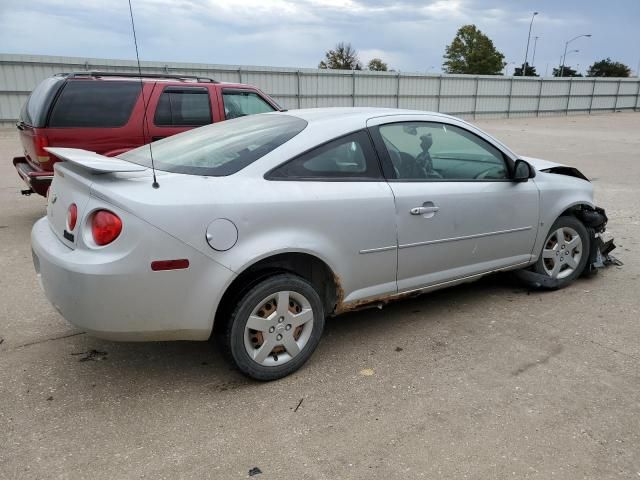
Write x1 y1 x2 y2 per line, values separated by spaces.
91 210 122 246
34 136 50 163
67 203 78 231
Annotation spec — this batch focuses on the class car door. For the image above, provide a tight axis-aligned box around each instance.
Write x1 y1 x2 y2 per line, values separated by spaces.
145 84 216 142
367 115 539 292
219 88 277 120
266 129 398 304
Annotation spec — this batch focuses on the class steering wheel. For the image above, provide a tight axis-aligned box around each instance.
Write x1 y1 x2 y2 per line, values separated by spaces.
474 166 506 180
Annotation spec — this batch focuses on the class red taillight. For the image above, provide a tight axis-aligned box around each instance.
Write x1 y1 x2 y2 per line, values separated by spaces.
67 203 78 231
91 210 122 246
34 136 50 163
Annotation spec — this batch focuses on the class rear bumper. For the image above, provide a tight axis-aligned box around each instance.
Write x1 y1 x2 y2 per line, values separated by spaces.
31 216 235 341
13 156 53 196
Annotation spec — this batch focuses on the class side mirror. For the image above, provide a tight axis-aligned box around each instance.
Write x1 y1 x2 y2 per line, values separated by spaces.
513 159 535 182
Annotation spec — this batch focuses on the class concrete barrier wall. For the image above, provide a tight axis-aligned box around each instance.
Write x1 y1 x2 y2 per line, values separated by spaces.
1 53 639 127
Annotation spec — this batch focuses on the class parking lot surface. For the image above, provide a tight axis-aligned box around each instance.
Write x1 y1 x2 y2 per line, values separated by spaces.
1 113 639 479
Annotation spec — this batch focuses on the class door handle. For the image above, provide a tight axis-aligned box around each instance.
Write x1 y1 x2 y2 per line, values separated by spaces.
410 205 440 215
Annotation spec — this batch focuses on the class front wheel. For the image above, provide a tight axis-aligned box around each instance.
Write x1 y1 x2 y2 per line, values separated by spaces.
223 273 325 381
532 215 590 288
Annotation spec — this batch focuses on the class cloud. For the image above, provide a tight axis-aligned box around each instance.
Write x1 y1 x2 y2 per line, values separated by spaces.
0 0 637 75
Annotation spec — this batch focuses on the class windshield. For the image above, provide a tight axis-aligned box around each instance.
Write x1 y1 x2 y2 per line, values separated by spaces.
119 114 307 176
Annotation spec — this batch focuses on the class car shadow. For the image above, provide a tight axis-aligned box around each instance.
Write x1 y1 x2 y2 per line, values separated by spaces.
51 272 532 395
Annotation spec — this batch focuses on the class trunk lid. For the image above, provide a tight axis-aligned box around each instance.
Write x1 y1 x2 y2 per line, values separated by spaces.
44 148 147 249
46 164 93 249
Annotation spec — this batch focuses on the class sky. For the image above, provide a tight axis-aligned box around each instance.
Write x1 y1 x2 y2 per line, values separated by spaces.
0 0 638 76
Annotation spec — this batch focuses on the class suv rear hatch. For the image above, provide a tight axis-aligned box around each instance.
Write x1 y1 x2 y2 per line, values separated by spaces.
17 76 66 169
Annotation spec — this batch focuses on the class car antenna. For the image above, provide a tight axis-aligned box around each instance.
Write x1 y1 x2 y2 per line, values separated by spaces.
128 0 159 189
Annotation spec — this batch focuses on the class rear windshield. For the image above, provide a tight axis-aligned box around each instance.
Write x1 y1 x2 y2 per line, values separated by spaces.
48 80 141 128
19 76 65 127
119 114 307 176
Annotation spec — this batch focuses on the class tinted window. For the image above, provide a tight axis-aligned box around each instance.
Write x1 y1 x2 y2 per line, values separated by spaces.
379 122 508 180
119 114 307 176
19 76 65 127
223 90 275 119
154 88 212 126
48 80 140 128
269 131 382 179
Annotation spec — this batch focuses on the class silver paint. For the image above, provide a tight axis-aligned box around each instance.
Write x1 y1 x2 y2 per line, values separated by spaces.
31 108 597 341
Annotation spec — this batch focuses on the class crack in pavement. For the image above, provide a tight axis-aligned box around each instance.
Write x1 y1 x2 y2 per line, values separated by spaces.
4 331 86 351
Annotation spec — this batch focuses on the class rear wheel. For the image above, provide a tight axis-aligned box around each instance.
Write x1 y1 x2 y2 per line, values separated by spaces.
532 215 590 288
224 273 324 381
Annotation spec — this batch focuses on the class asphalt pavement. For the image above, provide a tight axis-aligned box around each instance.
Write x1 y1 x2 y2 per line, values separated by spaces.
1 113 639 479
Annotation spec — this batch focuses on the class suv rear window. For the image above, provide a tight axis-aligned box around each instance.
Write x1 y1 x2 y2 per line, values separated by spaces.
48 80 141 128
19 76 66 127
119 114 307 176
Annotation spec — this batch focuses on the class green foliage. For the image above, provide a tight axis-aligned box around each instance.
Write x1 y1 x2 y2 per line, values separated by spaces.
513 62 538 77
367 58 388 71
552 65 582 77
442 25 505 75
319 42 362 70
587 58 631 77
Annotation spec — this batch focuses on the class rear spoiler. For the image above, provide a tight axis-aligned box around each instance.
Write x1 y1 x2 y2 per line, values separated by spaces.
45 147 147 174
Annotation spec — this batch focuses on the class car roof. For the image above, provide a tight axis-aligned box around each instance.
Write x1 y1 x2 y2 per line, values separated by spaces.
279 107 460 125
59 71 220 85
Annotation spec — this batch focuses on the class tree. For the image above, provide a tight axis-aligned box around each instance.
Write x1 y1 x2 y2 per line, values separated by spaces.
513 62 538 77
552 65 582 77
587 58 631 77
367 58 388 71
318 42 362 70
442 25 505 75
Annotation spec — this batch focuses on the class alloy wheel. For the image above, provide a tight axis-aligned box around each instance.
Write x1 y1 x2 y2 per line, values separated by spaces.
541 226 583 279
244 290 314 366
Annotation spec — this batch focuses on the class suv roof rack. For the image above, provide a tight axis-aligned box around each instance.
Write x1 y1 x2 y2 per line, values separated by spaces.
59 71 219 83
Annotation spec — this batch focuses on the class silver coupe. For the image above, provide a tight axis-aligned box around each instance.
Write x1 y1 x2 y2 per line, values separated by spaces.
32 108 609 380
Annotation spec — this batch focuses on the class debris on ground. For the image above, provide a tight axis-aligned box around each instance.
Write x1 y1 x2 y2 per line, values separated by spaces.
395 346 403 352
294 398 304 412
46 396 53 401
71 349 108 362
0 337 4 345
248 467 262 476
359 368 374 376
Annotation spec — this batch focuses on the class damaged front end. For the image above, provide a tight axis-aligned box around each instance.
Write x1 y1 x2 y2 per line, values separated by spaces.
515 206 621 290
574 206 621 275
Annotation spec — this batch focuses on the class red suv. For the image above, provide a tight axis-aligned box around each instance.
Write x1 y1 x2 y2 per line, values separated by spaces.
13 71 281 196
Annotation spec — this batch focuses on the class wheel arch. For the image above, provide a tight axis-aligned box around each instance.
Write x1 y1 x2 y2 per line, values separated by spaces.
211 250 341 337
533 200 596 260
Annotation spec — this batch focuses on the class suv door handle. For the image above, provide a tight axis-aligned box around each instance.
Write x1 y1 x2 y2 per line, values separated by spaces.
410 205 439 215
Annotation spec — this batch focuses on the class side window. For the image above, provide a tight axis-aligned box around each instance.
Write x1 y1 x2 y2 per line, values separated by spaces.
378 122 508 181
48 80 140 128
154 87 212 126
223 90 275 119
269 130 382 180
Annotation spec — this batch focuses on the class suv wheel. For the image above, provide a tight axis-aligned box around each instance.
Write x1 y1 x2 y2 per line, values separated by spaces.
224 273 325 381
532 215 590 288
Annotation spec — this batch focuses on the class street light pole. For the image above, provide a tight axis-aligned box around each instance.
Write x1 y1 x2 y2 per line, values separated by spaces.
559 50 579 76
561 34 592 77
522 12 538 76
531 36 540 71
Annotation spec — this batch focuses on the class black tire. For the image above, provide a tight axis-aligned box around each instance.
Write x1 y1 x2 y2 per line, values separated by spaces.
222 273 325 381
532 215 590 288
